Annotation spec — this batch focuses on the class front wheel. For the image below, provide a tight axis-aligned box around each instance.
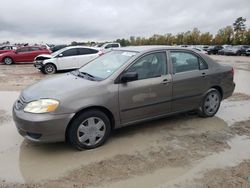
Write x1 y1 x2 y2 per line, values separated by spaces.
42 63 56 74
3 57 13 65
67 110 111 150
198 89 221 117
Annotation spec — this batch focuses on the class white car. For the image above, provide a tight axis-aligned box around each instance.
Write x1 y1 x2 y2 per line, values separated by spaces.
191 47 208 54
95 42 121 50
34 46 101 74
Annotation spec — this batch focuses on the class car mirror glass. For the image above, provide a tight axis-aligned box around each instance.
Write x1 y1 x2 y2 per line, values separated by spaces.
120 72 138 83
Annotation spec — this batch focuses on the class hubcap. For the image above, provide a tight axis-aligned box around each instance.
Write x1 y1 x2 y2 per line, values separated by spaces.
77 117 106 146
4 58 12 64
204 92 220 115
45 65 54 73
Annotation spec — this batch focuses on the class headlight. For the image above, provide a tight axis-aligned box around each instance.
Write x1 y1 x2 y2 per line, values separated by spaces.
24 99 59 113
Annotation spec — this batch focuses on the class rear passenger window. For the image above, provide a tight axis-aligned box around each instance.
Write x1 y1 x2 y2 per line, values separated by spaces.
78 48 98 55
29 47 40 51
111 44 119 48
170 52 199 73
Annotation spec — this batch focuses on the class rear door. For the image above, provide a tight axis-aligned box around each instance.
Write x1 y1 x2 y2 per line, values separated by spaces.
27 47 42 62
57 48 79 70
169 50 209 112
77 48 99 67
118 51 172 124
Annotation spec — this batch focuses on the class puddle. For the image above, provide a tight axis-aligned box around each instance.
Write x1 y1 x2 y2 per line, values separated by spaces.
234 69 250 95
95 135 250 188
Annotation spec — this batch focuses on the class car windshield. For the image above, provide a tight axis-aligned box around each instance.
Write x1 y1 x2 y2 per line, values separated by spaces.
78 50 138 80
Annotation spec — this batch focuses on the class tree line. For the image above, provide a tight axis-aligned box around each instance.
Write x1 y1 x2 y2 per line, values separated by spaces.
116 17 250 46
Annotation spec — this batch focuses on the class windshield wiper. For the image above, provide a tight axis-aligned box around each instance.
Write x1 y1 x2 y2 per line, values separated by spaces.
71 70 99 81
79 71 95 78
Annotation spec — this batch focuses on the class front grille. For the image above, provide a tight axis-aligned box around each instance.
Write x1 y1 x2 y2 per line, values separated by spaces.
15 96 26 110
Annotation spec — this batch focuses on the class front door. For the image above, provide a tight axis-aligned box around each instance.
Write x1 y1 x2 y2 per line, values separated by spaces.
57 48 79 70
118 51 172 124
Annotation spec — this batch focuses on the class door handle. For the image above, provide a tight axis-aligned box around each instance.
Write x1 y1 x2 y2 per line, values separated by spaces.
202 72 206 78
161 79 170 84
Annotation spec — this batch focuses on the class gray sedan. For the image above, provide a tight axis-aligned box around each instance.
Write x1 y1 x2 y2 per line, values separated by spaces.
13 46 235 150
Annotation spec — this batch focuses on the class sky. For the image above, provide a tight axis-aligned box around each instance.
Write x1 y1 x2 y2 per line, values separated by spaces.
0 0 249 44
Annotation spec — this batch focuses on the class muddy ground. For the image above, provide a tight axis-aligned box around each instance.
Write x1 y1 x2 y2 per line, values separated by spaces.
0 55 250 188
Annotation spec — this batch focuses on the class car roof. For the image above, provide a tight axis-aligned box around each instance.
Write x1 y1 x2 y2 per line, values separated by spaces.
63 46 100 51
113 45 199 53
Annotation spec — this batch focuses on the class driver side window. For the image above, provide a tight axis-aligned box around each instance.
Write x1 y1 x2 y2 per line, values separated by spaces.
126 52 167 80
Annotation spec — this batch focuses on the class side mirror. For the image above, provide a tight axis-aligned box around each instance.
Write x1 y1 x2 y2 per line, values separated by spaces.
120 72 138 83
58 53 63 57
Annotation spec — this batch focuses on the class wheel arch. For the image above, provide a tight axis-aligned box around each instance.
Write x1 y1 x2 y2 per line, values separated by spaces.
210 85 223 99
65 106 115 141
44 62 57 70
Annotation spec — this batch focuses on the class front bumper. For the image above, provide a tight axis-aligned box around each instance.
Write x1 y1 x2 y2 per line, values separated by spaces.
34 61 44 69
13 105 75 143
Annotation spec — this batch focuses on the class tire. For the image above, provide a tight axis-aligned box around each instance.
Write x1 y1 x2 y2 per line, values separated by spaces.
42 63 56 74
67 110 111 150
198 89 221 118
236 51 241 56
3 57 13 65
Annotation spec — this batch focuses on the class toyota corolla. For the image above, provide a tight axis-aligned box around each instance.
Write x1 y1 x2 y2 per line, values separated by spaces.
13 46 235 150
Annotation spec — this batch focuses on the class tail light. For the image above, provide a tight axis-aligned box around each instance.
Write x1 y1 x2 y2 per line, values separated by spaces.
98 50 104 56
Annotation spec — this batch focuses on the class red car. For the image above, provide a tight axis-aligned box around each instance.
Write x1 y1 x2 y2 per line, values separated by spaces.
0 46 51 65
0 45 17 54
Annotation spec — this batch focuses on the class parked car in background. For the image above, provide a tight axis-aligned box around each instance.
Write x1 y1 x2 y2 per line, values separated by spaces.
0 45 17 54
246 48 250 56
34 46 101 74
207 46 223 55
192 47 208 54
96 42 121 50
202 45 209 51
218 46 231 55
0 46 51 65
219 46 248 56
50 44 68 52
13 46 235 150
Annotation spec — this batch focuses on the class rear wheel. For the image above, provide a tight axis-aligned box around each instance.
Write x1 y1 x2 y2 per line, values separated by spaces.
3 57 13 65
67 110 111 150
42 63 56 74
198 89 221 117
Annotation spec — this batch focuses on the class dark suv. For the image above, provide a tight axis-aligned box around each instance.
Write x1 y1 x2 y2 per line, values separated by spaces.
207 46 223 55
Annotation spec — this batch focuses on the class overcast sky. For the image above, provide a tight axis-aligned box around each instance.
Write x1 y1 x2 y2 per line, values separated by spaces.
0 0 249 44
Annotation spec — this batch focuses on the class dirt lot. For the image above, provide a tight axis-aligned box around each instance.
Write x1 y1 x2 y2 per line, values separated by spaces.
0 55 250 188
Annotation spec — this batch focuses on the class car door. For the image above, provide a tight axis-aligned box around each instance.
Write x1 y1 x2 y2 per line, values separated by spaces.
77 48 99 67
57 48 79 70
169 50 209 112
118 51 172 124
14 47 30 62
28 47 42 62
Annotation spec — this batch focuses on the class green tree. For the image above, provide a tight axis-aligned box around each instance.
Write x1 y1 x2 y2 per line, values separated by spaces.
214 26 234 45
233 17 246 44
200 32 213 45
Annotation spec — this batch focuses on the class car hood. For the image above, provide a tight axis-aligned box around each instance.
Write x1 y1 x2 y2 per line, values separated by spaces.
21 73 99 102
0 51 15 56
34 54 52 61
